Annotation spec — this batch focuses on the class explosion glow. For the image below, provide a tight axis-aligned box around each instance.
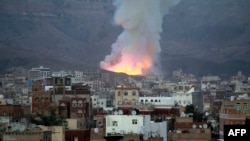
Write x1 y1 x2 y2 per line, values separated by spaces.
100 0 181 76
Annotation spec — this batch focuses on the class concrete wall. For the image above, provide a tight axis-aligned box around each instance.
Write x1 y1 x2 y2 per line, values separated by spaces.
105 115 144 136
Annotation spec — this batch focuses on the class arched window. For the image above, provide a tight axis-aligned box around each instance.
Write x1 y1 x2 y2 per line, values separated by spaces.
35 97 39 103
77 110 83 118
3 111 8 116
60 103 66 107
78 100 83 107
72 100 77 107
77 110 83 113
141 100 144 103
40 97 44 102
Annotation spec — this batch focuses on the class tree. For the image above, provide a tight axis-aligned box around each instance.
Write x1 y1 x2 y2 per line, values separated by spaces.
31 109 65 126
184 104 195 114
184 104 203 122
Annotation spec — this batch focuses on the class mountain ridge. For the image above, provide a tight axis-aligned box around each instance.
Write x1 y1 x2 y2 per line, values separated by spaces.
0 0 250 76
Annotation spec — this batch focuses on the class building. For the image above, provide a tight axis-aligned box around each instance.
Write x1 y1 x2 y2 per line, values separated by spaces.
90 128 106 141
201 76 221 91
139 96 174 106
27 66 50 88
70 71 85 84
65 129 90 141
219 99 250 139
0 74 15 89
105 115 167 141
114 86 140 107
169 117 211 141
31 80 53 114
91 95 107 109
39 126 65 141
0 104 24 122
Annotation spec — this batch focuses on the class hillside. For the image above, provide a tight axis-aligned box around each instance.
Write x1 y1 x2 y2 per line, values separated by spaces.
0 0 250 77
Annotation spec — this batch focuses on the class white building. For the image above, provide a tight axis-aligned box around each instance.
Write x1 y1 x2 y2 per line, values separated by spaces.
71 71 86 84
201 76 221 91
52 70 72 77
173 87 195 107
105 115 167 141
139 96 174 106
27 66 50 83
84 80 103 92
105 115 144 136
91 95 107 108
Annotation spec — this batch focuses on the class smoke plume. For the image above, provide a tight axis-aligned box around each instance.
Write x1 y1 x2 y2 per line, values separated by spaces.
100 0 181 76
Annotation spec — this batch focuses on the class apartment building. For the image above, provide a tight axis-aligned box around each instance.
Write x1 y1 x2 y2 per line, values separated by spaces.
114 86 140 107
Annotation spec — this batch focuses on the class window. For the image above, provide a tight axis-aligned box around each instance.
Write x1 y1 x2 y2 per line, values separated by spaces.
118 91 121 96
236 103 241 110
69 136 75 141
72 100 77 107
151 99 153 102
112 121 118 126
78 100 83 107
155 100 158 102
243 103 248 110
98 121 102 125
77 112 83 118
3 111 8 116
124 91 128 96
132 119 137 124
35 97 39 102
141 100 144 103
60 103 66 106
132 91 136 96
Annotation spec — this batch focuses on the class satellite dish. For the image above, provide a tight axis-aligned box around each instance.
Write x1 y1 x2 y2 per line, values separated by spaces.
180 112 185 117
114 111 118 115
118 110 123 115
120 130 125 135
199 125 202 128
192 124 196 129
131 110 136 115
203 124 208 128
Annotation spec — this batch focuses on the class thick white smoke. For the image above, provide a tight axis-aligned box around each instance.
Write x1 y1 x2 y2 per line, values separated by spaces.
100 0 181 76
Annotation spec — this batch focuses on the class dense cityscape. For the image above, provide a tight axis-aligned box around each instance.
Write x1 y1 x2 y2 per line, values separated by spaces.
0 66 249 141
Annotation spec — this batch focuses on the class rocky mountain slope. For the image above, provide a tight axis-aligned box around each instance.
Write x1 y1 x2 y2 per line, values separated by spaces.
0 0 250 77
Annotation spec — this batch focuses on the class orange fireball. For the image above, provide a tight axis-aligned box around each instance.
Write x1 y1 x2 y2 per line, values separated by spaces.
103 52 153 76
